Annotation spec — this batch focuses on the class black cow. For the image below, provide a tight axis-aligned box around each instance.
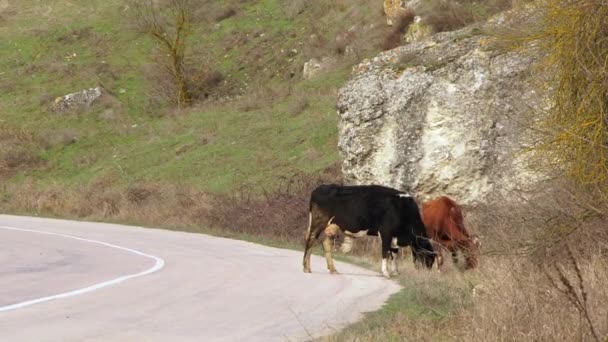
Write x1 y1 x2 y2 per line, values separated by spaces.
302 184 436 277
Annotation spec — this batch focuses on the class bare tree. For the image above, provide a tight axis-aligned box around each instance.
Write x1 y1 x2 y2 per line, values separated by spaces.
132 0 193 108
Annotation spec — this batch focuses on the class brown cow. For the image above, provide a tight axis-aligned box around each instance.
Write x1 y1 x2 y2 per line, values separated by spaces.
421 196 480 270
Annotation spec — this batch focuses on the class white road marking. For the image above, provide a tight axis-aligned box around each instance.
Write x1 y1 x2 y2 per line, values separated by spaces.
0 225 165 313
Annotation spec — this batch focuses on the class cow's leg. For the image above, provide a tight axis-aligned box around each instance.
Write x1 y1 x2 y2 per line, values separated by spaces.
341 235 354 254
389 238 399 276
433 242 445 272
379 232 392 278
411 248 422 270
303 212 326 273
322 236 339 274
302 212 315 273
437 251 445 270
451 250 459 265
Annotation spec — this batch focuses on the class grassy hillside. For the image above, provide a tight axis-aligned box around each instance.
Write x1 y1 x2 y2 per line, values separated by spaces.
0 0 387 195
3 1 607 341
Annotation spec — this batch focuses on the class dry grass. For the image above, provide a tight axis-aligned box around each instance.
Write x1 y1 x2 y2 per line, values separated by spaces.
207 170 342 244
3 176 213 228
1 171 607 342
318 177 608 341
322 260 474 341
287 93 309 116
1 150 606 342
282 0 307 20
466 180 608 265
233 82 292 113
0 127 43 177
382 8 416 51
0 170 341 245
299 0 387 61
323 250 607 341
419 0 513 33
212 7 236 22
451 255 608 341
37 128 80 149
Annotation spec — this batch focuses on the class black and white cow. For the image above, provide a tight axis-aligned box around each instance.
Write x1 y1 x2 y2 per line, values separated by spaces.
302 184 436 278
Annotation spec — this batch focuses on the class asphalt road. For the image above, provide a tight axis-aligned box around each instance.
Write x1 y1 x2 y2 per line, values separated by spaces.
0 214 400 341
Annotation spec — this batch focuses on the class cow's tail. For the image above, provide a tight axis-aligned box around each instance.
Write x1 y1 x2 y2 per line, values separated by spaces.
305 211 313 241
303 210 314 273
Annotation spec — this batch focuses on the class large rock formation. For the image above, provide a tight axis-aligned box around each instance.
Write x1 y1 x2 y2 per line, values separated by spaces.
337 25 544 204
51 87 103 113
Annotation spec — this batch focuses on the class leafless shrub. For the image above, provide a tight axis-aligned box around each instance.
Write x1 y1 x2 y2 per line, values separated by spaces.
2 174 213 229
187 69 225 100
463 179 607 264
299 0 387 64
141 64 176 113
382 8 416 51
94 93 125 121
131 0 194 108
0 127 43 177
206 170 342 244
95 92 124 111
126 182 161 204
203 70 225 88
420 0 512 33
234 94 263 112
287 94 309 116
0 147 37 171
445 253 608 342
544 245 603 342
333 30 355 56
318 178 607 340
233 82 291 112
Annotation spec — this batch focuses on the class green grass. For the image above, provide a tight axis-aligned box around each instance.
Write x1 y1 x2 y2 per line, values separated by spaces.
22 84 339 192
2 3 453 336
326 263 476 342
1 0 375 193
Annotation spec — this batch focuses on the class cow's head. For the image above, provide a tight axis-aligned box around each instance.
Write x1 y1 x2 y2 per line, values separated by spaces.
412 236 436 269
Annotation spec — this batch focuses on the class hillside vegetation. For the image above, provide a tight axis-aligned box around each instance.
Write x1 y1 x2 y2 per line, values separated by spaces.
0 0 390 200
1 0 607 341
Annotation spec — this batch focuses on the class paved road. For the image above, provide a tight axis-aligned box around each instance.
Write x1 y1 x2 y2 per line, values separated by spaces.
0 214 400 341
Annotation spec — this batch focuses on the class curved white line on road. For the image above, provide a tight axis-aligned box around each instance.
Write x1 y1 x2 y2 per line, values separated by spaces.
0 225 165 313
